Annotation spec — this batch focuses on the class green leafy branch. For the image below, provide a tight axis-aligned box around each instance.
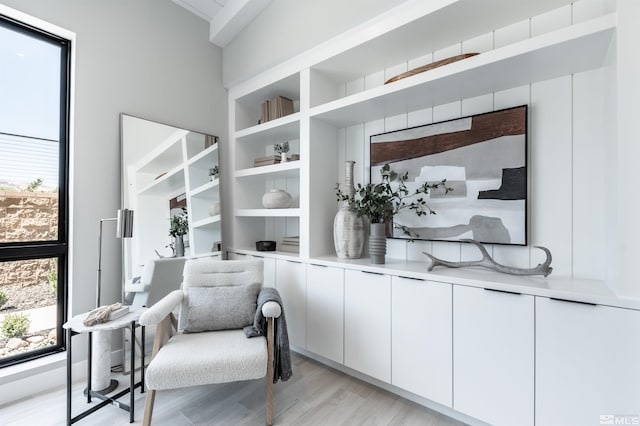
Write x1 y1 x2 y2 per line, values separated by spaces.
169 206 188 237
335 164 452 238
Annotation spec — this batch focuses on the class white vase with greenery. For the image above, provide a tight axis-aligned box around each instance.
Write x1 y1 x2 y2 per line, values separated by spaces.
336 164 450 264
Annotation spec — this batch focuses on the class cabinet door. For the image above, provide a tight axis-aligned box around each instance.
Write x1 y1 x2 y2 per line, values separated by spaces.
392 276 452 407
453 286 534 426
344 270 391 383
306 264 344 363
536 297 640 426
275 259 306 348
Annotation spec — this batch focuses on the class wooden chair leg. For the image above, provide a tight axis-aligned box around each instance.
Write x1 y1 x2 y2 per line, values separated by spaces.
142 389 155 426
266 317 274 426
142 317 170 425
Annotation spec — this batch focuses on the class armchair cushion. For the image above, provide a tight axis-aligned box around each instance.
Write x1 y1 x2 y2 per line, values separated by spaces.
145 329 267 390
184 282 261 333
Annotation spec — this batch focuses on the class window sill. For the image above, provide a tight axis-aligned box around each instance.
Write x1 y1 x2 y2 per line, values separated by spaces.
0 351 66 385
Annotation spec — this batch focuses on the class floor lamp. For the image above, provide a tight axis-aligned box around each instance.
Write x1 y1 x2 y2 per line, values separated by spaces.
92 208 134 393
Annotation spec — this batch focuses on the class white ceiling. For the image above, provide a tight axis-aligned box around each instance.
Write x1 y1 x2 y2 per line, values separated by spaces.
172 0 271 47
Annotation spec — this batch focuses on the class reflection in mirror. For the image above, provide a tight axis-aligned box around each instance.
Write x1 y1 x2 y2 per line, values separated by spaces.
120 114 222 285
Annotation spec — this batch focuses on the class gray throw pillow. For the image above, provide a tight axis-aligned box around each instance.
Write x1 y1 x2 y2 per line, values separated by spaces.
184 283 261 333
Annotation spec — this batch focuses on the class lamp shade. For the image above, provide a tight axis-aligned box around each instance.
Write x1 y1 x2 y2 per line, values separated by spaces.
116 208 134 238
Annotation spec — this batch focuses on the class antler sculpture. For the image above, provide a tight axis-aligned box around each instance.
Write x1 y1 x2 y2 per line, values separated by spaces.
424 239 553 277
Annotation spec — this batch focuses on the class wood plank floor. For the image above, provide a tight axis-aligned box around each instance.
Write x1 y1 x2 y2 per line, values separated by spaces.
1 353 466 425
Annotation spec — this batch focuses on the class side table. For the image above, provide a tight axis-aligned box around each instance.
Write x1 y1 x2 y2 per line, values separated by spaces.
63 307 146 425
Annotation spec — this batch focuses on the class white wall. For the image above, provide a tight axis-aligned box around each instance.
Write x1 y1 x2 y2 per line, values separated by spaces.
0 0 226 398
614 0 640 297
222 0 408 87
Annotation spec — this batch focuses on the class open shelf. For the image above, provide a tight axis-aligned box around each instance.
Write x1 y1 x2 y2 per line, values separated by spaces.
310 0 576 84
235 208 301 217
191 179 219 197
310 13 615 127
235 113 300 142
193 215 221 228
235 160 301 178
235 73 300 132
138 166 185 195
188 143 219 166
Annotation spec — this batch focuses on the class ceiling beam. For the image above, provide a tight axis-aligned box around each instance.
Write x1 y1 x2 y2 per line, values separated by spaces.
209 0 271 47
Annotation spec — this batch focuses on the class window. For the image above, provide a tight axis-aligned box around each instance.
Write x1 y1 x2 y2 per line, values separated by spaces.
0 13 70 367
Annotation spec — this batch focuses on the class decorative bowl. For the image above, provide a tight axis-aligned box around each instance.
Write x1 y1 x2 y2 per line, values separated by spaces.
255 240 276 251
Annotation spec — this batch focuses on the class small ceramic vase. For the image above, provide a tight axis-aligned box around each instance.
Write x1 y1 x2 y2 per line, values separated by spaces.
209 201 220 216
262 189 293 209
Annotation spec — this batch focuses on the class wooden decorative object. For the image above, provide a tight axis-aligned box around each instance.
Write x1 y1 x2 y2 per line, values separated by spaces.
384 53 480 84
424 239 553 277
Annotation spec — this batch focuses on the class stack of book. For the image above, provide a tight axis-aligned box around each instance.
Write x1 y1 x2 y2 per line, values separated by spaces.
254 155 281 167
279 236 299 253
253 154 300 167
260 96 294 123
109 305 130 321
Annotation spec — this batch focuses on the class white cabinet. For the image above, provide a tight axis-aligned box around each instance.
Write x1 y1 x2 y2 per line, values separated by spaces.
306 263 344 363
536 297 640 426
344 269 391 383
275 259 306 348
453 286 534 426
391 276 452 407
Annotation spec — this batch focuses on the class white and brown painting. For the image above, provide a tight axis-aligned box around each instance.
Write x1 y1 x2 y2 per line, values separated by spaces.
370 105 527 245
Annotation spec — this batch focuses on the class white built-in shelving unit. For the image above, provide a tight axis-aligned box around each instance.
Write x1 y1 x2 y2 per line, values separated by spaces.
228 0 616 261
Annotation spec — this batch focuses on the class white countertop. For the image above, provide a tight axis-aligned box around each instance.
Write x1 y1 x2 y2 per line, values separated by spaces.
230 248 640 311
312 256 640 310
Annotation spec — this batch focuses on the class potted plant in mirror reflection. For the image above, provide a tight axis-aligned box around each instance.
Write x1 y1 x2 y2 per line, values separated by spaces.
209 165 219 181
168 206 188 257
274 141 289 163
335 164 451 264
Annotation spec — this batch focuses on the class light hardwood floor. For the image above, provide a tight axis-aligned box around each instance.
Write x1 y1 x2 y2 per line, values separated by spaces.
1 353 465 425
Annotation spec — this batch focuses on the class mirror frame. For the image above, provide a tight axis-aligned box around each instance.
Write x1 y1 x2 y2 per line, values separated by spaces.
120 113 223 284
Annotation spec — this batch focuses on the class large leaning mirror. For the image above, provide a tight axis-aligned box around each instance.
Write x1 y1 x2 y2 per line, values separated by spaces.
120 114 222 287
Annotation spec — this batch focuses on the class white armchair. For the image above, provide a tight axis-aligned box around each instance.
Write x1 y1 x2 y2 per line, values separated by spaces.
138 258 282 425
124 257 186 308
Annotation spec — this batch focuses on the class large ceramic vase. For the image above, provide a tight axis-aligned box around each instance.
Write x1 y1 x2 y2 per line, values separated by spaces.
334 161 364 258
369 222 387 264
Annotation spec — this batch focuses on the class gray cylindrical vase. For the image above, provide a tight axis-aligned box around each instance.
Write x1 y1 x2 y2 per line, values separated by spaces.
369 222 387 264
334 161 364 259
175 235 185 257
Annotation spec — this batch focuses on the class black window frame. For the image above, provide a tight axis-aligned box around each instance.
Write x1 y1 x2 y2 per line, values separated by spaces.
0 13 71 368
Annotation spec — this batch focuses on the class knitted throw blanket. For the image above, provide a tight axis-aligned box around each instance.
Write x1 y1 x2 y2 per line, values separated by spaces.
244 287 292 383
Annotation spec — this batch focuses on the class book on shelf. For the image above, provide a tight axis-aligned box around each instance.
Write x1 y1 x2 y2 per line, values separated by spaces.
260 96 294 124
279 244 300 254
282 236 299 245
279 235 299 253
254 155 281 167
109 305 130 321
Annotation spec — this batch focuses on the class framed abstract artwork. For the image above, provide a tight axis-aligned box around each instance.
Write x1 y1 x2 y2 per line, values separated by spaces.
370 105 528 245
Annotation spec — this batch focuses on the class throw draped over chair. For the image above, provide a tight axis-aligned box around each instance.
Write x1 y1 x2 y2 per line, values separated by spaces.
138 258 281 425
